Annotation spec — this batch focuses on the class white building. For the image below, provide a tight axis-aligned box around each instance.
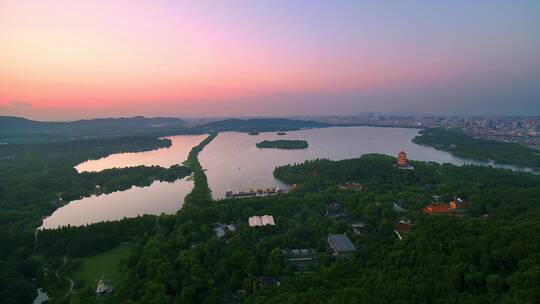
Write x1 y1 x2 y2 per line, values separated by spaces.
248 215 275 227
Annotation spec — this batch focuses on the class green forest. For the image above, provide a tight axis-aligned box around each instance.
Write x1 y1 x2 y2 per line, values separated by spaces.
256 140 309 150
0 136 194 303
42 154 540 303
413 128 540 171
2 126 540 304
101 155 538 304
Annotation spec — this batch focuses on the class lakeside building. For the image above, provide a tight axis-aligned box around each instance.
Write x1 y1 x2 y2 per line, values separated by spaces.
327 234 356 258
248 215 275 227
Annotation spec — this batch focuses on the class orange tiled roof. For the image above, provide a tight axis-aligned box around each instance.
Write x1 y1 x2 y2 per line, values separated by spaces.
423 204 449 214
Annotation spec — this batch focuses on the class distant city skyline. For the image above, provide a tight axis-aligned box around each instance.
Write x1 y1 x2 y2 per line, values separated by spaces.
1 1 540 120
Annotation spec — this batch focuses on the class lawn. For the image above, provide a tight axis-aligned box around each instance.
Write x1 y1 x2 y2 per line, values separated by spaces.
72 243 132 288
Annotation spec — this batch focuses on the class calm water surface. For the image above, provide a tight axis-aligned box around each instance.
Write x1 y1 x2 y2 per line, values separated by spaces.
42 127 529 228
75 134 208 172
42 134 205 229
41 179 193 229
199 126 525 199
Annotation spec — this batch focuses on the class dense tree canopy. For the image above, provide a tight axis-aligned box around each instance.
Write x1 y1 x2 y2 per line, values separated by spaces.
2 127 540 304
413 128 540 171
0 136 191 303
256 140 309 150
96 154 540 304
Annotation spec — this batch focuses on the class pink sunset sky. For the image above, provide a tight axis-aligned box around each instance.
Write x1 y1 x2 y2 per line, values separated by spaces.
1 0 539 120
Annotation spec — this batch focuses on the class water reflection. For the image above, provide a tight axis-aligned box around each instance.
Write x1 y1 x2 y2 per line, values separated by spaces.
41 179 192 229
42 134 206 228
198 127 530 199
44 127 532 228
75 134 208 172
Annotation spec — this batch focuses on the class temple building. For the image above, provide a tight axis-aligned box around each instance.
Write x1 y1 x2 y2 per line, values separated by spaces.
397 150 407 166
396 150 414 169
422 204 450 214
423 199 469 217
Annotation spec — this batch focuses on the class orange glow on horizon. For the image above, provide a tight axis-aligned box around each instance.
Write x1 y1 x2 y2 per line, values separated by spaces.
3 0 530 118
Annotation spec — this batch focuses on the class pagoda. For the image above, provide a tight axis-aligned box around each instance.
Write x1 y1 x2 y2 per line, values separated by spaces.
396 150 414 170
397 150 408 166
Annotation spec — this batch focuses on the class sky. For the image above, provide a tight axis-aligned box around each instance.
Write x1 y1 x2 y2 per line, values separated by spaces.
1 0 539 120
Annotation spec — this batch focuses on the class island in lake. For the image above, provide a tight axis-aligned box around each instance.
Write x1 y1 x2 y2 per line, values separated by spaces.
256 139 308 149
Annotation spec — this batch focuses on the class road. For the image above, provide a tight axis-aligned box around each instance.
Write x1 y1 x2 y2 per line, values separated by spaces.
55 255 74 301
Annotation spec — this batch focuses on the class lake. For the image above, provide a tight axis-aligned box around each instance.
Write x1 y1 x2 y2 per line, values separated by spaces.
199 126 489 199
40 179 193 229
75 134 208 172
41 134 206 229
42 126 523 228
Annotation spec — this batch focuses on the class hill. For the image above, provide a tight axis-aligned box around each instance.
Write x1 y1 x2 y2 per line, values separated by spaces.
0 117 329 142
0 116 189 140
194 118 329 133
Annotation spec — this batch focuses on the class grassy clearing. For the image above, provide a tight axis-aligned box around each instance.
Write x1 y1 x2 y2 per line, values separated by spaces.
72 243 132 288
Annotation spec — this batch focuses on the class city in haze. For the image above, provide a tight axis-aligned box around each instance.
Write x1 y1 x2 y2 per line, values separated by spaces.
1 1 540 120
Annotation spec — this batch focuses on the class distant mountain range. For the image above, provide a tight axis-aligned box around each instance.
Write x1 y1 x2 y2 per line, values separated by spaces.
195 118 329 132
0 116 188 136
0 116 329 141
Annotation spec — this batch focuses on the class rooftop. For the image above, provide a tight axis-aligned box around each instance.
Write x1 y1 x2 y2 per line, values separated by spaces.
423 204 450 214
212 223 237 238
328 234 356 253
248 215 275 227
